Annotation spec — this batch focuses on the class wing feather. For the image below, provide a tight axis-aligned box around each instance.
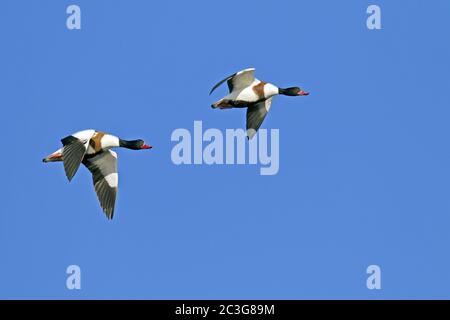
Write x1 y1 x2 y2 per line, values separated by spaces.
82 150 118 219
61 136 89 181
210 68 256 95
246 98 273 139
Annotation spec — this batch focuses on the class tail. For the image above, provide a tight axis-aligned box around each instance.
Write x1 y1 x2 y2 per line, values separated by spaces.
211 101 221 109
43 149 63 163
211 99 233 109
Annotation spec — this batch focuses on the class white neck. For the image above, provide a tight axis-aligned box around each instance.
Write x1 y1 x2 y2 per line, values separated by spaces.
102 134 120 149
264 83 280 99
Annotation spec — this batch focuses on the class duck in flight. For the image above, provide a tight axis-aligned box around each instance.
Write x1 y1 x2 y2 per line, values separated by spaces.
210 68 309 139
43 130 152 219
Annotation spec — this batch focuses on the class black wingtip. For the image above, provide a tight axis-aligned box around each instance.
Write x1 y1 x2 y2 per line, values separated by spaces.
61 135 77 146
104 207 114 220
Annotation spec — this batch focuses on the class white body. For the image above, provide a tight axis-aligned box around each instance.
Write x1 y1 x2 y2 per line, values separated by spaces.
86 133 119 154
223 80 279 103
48 130 120 156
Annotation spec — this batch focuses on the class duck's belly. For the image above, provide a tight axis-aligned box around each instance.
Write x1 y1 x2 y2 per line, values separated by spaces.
231 86 261 103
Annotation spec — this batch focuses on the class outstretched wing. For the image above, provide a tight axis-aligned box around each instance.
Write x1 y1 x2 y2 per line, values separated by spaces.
209 68 256 95
246 98 273 139
61 135 89 181
82 150 118 219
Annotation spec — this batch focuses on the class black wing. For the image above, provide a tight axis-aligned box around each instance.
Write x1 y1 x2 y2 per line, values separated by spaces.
82 150 118 219
61 135 88 181
209 72 236 95
246 98 273 139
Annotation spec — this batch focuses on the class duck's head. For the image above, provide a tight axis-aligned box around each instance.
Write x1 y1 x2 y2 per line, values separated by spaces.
279 87 309 97
119 139 152 150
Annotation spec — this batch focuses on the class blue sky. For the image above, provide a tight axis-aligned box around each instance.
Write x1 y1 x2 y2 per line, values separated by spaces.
1 0 450 299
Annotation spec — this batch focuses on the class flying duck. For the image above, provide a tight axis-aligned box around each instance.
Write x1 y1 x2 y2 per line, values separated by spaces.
210 68 309 139
43 130 152 219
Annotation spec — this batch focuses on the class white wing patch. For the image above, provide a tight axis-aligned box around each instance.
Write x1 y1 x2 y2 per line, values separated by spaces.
104 173 118 188
264 97 273 112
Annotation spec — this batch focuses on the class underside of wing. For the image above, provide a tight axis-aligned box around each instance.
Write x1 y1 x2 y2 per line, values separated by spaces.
82 150 118 219
246 98 273 139
210 68 255 95
61 136 89 181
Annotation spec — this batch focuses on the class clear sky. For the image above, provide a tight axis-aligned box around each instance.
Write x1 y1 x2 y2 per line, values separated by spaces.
1 0 450 299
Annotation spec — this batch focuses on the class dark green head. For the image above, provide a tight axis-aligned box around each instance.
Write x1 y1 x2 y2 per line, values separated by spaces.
119 139 152 150
279 87 309 96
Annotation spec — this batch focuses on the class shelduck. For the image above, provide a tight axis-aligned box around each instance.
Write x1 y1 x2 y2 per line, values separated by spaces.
43 130 152 219
210 68 309 139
